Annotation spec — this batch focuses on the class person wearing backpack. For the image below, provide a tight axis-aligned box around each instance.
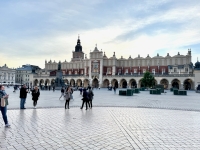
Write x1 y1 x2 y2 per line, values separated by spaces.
59 87 65 100
64 87 71 109
88 87 94 108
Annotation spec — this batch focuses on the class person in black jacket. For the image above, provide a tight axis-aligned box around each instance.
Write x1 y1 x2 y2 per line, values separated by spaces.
80 88 89 110
88 86 94 109
32 86 40 109
20 85 28 109
59 87 65 100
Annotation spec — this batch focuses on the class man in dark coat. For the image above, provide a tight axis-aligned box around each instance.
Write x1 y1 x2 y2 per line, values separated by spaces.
20 85 28 109
80 88 89 110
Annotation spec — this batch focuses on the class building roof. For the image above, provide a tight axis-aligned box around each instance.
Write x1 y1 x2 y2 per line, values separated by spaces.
16 65 41 71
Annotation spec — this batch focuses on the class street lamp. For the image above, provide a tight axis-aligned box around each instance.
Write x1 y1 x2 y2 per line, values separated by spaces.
21 77 23 85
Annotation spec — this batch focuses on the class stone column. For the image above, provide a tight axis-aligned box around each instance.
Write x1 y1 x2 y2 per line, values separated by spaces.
99 60 103 85
137 82 140 88
112 66 115 75
168 83 172 89
180 82 184 90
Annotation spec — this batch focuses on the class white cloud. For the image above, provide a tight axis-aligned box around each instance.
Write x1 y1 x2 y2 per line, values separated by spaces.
1 0 200 68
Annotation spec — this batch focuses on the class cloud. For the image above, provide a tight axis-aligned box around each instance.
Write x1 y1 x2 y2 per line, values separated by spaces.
0 0 200 69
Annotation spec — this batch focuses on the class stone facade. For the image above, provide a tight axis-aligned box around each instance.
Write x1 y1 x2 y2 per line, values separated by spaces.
16 65 40 86
0 64 15 85
32 37 200 90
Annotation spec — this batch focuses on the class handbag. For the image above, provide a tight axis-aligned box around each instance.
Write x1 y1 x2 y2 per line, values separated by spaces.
1 98 5 107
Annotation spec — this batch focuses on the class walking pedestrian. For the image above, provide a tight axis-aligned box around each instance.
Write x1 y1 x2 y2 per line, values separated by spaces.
20 84 28 109
79 87 83 95
80 88 89 110
49 86 51 91
13 86 16 92
64 87 71 109
113 86 116 94
31 86 40 109
88 87 94 109
53 86 55 92
0 85 11 127
70 86 74 100
59 87 65 100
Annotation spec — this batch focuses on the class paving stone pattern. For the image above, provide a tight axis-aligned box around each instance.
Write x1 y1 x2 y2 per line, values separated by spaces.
1 87 200 149
1 107 200 150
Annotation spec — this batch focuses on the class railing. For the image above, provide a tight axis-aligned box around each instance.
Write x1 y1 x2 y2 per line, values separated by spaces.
33 74 89 78
34 73 194 78
103 73 194 77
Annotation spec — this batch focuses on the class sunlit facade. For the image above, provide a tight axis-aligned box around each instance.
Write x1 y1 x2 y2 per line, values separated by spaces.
32 37 200 90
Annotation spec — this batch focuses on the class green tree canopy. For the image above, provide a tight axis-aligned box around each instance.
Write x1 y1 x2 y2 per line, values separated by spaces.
141 71 155 88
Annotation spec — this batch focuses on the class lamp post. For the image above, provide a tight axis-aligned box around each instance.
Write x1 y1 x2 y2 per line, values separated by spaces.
21 77 23 85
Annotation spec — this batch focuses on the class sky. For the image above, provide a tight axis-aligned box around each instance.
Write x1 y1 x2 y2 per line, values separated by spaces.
0 0 200 69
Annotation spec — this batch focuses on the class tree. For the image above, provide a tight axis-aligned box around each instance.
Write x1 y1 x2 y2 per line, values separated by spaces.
141 71 155 88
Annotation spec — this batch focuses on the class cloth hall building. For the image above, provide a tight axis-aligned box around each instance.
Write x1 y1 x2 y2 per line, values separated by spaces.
32 37 200 90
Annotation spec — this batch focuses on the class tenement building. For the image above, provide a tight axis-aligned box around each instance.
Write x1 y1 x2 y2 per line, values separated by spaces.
32 37 200 90
0 64 16 85
15 64 41 86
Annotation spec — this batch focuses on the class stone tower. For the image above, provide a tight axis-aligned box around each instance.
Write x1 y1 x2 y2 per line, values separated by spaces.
71 35 84 61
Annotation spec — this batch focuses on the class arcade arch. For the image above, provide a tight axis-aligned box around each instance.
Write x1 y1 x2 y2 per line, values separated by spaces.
39 79 44 86
83 79 89 87
64 79 69 85
34 79 38 86
103 79 109 87
129 79 137 88
111 79 118 88
171 79 180 89
92 78 99 88
51 79 55 86
160 79 169 89
45 79 50 86
138 79 145 88
76 79 82 86
70 79 75 86
183 79 193 90
120 79 127 88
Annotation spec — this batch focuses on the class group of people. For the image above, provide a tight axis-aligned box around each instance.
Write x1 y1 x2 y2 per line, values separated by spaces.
60 85 94 110
0 84 41 127
19 84 40 109
0 84 95 127
80 86 94 110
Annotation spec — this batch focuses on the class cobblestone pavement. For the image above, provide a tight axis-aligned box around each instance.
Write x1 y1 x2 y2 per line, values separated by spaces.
5 87 200 111
0 107 200 150
1 87 200 149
